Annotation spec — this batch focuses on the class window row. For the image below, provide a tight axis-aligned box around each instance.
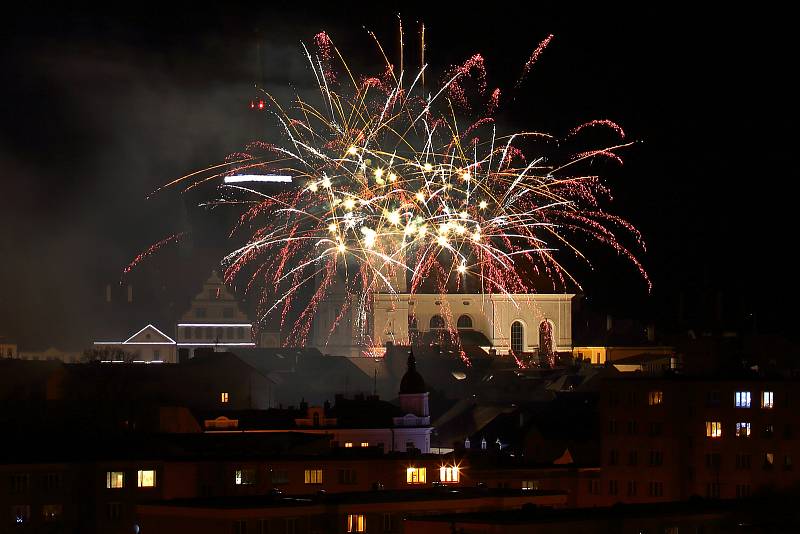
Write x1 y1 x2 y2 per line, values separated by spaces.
105 470 156 489
706 421 786 438
605 480 664 497
607 420 663 436
9 473 62 493
182 326 247 340
614 390 778 409
231 513 397 534
607 450 664 466
11 504 63 525
735 390 774 409
229 466 456 486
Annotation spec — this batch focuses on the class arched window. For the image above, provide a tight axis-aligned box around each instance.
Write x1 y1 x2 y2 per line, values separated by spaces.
456 315 473 329
511 321 524 354
429 315 445 330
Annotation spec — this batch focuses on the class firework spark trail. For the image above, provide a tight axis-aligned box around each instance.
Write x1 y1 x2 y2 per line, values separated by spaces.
123 232 186 275
516 34 554 89
141 25 649 365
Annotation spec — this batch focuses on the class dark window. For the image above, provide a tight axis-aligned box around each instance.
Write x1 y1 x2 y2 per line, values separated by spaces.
649 450 664 466
429 315 445 330
107 502 122 520
270 470 289 485
338 469 357 484
608 450 619 466
627 480 637 496
705 453 721 470
511 321 524 353
627 421 638 435
736 454 751 469
628 450 638 466
457 315 473 329
609 480 618 495
233 519 247 534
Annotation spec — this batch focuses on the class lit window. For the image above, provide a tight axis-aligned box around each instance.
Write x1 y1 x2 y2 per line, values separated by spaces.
106 471 124 489
648 391 663 405
765 452 775 467
344 442 353 448
736 422 751 437
235 468 256 485
347 514 366 533
762 391 774 409
735 391 751 408
706 421 722 438
406 466 427 484
304 469 323 484
439 465 460 483
522 480 539 491
360 442 369 448
137 470 156 488
221 392 229 403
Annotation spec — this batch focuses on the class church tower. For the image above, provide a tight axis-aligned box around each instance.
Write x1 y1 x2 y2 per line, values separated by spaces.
398 350 429 418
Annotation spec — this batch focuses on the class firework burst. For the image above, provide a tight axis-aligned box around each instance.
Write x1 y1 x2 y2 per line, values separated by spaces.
148 25 649 359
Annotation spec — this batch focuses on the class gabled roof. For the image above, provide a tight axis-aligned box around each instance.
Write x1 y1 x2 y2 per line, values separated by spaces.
124 324 176 344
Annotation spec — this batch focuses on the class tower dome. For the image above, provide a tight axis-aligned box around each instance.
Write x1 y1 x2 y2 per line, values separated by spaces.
399 350 426 394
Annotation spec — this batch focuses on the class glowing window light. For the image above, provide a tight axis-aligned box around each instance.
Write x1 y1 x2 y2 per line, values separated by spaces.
137 470 156 488
439 465 460 483
224 175 292 184
706 421 722 438
347 514 366 533
406 466 427 484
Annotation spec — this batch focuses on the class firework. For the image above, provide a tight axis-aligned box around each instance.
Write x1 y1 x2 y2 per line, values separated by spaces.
148 25 649 359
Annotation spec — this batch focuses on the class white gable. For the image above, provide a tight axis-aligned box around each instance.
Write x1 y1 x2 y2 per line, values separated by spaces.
124 324 176 344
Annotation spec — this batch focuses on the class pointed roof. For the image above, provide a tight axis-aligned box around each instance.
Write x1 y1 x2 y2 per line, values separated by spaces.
399 350 426 394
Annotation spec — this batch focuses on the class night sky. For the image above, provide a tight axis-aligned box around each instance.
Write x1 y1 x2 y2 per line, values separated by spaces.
1 3 795 348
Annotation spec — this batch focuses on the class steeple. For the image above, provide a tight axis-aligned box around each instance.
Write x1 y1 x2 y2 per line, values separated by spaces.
399 350 426 394
398 349 429 417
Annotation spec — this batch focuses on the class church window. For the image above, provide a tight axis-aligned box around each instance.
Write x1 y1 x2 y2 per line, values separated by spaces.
457 315 473 329
429 315 445 330
511 321 524 354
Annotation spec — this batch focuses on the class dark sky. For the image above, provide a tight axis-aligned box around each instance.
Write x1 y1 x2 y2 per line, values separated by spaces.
1 3 796 348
